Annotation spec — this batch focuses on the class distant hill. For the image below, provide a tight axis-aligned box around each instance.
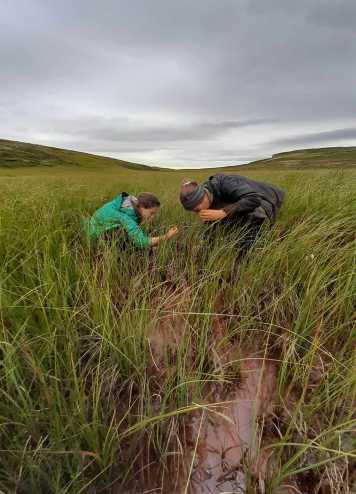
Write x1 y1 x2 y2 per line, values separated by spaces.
236 147 356 170
1 139 356 171
0 139 162 171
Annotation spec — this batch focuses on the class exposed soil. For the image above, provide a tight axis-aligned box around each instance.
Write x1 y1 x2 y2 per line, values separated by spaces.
145 285 279 493
179 353 277 494
120 281 339 494
148 275 190 380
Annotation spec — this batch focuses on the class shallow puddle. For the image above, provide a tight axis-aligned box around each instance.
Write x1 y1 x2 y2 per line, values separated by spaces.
183 354 277 493
144 287 278 493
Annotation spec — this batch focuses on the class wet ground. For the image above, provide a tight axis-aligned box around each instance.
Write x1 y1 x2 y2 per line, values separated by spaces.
145 283 278 493
182 354 277 493
119 279 339 494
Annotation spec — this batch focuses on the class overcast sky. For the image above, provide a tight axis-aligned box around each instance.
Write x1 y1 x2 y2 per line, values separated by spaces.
1 0 356 168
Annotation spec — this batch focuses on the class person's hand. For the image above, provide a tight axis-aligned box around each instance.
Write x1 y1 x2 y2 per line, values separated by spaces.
166 226 178 239
198 209 227 222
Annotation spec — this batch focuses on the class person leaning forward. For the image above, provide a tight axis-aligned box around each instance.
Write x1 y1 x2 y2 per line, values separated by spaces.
179 173 284 254
83 192 178 250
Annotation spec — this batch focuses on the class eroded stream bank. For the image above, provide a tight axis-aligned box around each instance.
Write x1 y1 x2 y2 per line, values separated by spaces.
120 276 336 494
143 280 279 493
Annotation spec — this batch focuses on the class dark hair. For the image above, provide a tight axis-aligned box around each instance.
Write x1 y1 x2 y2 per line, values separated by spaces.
137 192 160 209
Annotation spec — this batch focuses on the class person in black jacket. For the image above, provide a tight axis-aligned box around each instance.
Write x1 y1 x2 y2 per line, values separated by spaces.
179 174 284 255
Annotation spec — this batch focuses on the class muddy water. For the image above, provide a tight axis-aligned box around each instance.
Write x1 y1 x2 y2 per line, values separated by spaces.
146 285 277 493
183 355 277 494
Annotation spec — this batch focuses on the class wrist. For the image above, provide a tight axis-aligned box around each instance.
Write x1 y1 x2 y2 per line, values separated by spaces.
222 206 235 216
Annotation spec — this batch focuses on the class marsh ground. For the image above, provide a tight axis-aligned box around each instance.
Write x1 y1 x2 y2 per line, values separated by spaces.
0 155 355 493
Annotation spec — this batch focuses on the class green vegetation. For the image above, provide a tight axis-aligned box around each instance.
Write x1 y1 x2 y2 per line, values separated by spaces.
239 147 356 170
1 138 356 171
0 139 161 170
0 141 355 493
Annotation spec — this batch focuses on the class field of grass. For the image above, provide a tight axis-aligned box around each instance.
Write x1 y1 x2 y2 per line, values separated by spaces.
0 155 355 493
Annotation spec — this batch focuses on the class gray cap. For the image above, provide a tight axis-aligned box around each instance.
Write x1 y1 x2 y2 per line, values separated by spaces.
180 183 206 210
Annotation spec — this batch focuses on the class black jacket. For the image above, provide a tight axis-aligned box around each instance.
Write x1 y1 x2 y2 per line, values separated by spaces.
203 174 284 223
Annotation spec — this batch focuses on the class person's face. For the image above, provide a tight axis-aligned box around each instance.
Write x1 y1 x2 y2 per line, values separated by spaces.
192 192 211 212
139 206 159 222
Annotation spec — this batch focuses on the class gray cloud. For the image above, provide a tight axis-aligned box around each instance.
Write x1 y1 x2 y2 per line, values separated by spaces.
1 0 356 167
49 116 276 142
266 128 356 148
306 1 356 32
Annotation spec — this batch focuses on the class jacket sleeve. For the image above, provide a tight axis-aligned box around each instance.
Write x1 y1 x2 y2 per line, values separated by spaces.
216 175 262 217
123 217 150 248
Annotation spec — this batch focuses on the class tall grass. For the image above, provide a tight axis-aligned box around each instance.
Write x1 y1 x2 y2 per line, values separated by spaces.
0 168 355 493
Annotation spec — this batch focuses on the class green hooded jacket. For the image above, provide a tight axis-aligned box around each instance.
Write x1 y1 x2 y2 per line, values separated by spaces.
82 193 149 248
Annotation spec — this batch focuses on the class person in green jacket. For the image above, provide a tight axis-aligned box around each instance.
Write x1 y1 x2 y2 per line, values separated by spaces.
83 192 178 249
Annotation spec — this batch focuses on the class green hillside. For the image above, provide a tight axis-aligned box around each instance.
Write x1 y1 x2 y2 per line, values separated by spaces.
0 138 161 171
1 139 356 171
236 146 356 169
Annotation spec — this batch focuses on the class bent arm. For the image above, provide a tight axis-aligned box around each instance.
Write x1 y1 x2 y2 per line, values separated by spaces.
148 234 168 247
223 194 261 217
124 220 150 248
219 175 262 217
149 227 178 247
124 216 178 248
